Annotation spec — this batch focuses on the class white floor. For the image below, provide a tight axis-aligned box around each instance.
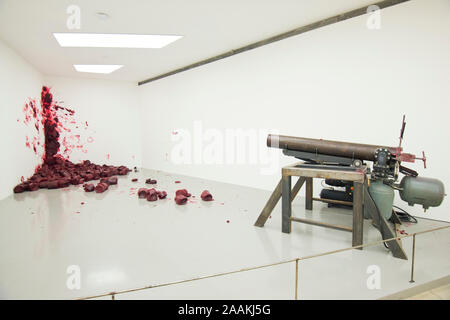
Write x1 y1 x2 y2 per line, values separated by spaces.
0 168 448 300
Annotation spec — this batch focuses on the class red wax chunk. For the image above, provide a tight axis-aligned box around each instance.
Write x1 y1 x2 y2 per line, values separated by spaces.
131 178 138 182
146 188 158 201
39 181 50 189
106 176 118 185
83 183 95 192
137 188 149 199
29 183 39 191
70 177 82 185
13 184 26 193
157 190 167 199
201 190 213 201
145 179 157 184
95 182 109 193
47 180 59 189
175 189 191 197
175 194 188 205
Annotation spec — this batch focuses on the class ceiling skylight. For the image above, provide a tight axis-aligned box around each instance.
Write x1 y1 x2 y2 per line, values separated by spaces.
54 33 182 49
73 64 123 74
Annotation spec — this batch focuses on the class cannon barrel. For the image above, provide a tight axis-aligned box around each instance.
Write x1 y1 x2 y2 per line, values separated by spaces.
267 134 399 162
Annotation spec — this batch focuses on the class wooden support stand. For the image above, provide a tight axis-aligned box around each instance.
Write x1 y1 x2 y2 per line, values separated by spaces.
254 162 408 259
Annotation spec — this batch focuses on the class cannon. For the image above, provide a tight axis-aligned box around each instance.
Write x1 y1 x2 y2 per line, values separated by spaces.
267 117 445 213
256 116 445 260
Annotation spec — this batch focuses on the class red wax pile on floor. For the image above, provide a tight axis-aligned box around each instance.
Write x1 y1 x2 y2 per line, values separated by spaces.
13 86 131 194
13 158 129 193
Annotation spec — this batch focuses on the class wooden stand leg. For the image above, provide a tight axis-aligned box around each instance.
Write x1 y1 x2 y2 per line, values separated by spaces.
254 177 306 227
282 175 292 233
254 179 282 227
305 177 313 210
352 182 364 249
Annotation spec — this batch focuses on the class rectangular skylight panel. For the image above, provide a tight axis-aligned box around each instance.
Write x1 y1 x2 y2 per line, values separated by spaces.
73 65 123 74
54 33 182 48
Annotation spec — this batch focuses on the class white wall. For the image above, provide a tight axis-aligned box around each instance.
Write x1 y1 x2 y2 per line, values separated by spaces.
138 0 450 222
0 39 43 200
43 76 142 169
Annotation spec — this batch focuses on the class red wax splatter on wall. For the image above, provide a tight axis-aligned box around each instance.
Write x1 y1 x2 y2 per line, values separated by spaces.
13 86 131 194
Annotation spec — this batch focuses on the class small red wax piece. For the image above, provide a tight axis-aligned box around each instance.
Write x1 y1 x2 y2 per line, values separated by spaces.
200 190 213 201
146 188 158 201
83 183 95 192
137 188 149 198
174 194 188 205
175 189 191 197
95 182 109 193
107 176 118 185
157 190 167 199
13 184 26 193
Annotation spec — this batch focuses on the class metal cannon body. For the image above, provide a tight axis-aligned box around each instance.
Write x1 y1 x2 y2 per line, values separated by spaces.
267 134 399 162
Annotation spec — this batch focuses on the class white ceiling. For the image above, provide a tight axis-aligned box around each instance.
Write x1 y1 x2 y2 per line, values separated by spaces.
0 0 376 83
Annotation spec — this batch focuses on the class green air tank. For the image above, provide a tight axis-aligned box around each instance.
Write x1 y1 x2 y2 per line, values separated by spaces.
399 176 445 210
368 180 394 220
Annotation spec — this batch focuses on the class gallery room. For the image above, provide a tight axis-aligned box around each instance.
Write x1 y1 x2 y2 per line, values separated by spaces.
0 0 448 301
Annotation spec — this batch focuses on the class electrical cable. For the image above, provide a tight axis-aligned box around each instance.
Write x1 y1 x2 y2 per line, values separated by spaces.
384 205 417 250
393 205 418 224
321 179 333 190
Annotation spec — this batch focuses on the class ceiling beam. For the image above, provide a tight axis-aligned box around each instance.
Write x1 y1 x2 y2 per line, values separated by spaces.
138 0 409 86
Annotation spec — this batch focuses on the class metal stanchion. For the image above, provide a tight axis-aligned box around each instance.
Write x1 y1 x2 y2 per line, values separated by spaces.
410 234 416 283
295 259 299 300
